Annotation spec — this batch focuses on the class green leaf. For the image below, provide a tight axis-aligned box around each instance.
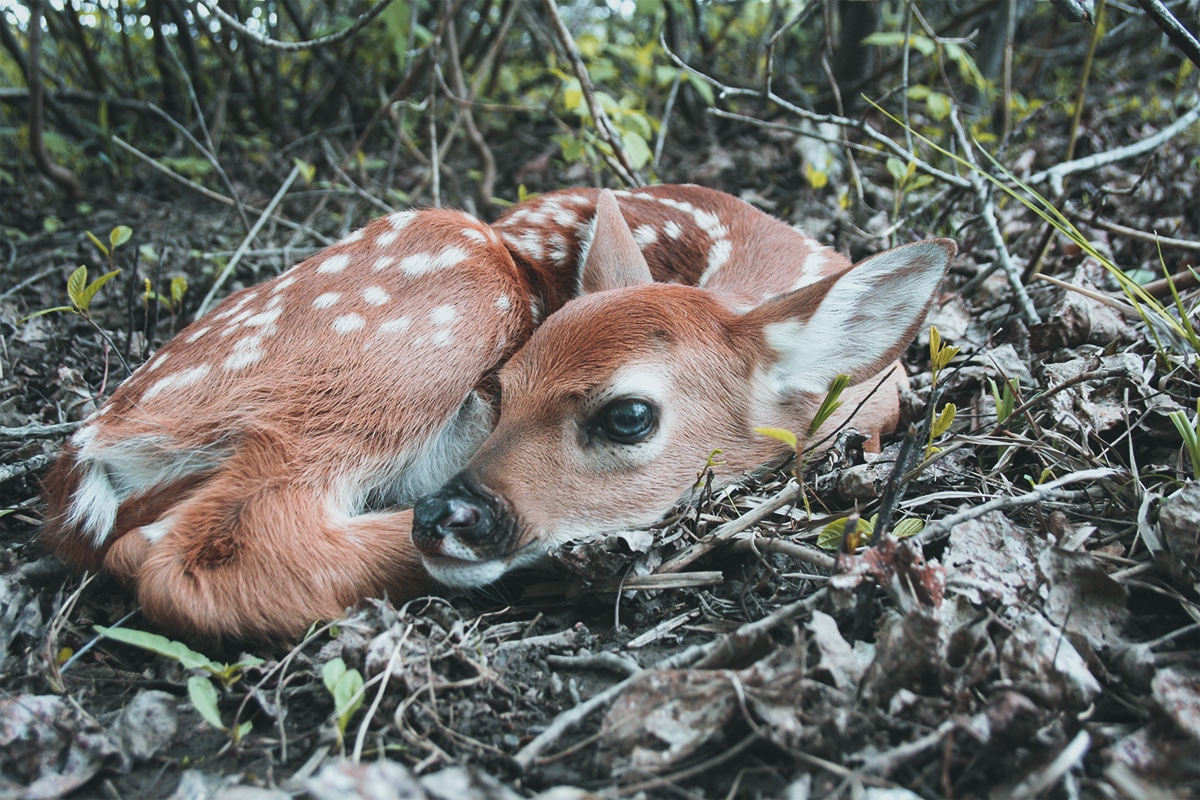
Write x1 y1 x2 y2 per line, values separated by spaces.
754 426 798 452
886 157 906 183
78 270 121 311
170 276 188 306
19 306 75 322
188 675 226 731
809 374 851 435
94 625 222 673
686 73 715 106
110 225 133 249
892 518 925 539
817 515 875 551
86 231 108 258
926 91 952 121
621 130 651 171
323 658 365 736
930 403 956 439
861 32 907 48
67 265 88 309
233 720 253 745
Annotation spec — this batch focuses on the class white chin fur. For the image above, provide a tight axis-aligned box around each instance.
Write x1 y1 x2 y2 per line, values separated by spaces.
422 547 545 588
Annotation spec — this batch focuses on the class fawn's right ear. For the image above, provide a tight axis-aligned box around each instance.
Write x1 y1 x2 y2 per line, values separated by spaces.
580 189 654 294
742 238 956 397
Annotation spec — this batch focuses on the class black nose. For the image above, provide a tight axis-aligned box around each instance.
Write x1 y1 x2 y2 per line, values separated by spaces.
412 476 499 553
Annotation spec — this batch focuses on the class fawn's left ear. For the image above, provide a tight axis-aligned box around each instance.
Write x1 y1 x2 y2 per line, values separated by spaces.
742 238 956 396
579 189 654 294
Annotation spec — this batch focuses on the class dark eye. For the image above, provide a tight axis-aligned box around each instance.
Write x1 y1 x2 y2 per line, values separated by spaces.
594 399 657 444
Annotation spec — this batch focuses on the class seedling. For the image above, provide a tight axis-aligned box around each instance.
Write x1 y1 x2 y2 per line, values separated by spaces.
1168 401 1200 480
93 625 263 749
817 513 925 552
322 657 365 749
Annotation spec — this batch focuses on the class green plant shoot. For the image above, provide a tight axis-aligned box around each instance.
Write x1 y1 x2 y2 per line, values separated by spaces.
188 675 253 746
93 625 263 688
990 377 1020 425
322 657 365 746
817 514 925 551
1168 401 1200 480
929 325 960 384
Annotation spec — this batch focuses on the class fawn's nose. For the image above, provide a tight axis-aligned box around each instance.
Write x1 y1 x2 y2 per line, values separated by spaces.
412 476 501 556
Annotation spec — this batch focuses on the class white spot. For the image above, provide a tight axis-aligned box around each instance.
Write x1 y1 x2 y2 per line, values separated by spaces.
313 292 341 309
316 254 351 274
462 228 487 244
400 246 469 277
139 517 173 543
272 275 298 294
430 305 458 325
790 273 825 292
633 225 658 248
333 313 366 334
495 294 512 312
377 230 400 247
530 297 543 324
553 209 579 227
664 220 683 239
144 353 169 372
432 328 455 348
143 364 212 402
505 231 545 261
378 316 411 334
185 326 212 343
363 286 391 306
801 248 828 276
244 307 282 327
340 229 364 245
388 211 416 230
211 292 258 320
698 239 732 286
373 256 397 271
224 336 265 370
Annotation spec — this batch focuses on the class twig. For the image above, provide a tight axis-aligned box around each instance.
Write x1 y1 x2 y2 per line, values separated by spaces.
997 729 1091 799
0 421 82 439
1081 217 1200 252
26 0 81 199
197 163 303 316
540 0 644 187
191 0 400 52
659 482 803 574
0 455 52 484
110 136 331 246
1027 103 1200 196
1133 0 1200 69
514 586 827 770
948 108 1042 325
917 467 1119 544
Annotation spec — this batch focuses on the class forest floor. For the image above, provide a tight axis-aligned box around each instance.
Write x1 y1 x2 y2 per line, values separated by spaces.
3 85 1200 799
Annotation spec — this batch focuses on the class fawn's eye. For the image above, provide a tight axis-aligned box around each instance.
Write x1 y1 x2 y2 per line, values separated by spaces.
593 399 657 444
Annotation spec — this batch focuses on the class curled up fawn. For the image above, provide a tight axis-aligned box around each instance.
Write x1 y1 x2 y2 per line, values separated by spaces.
41 185 955 641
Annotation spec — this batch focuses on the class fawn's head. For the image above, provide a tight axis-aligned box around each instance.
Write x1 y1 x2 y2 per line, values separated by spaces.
413 191 956 587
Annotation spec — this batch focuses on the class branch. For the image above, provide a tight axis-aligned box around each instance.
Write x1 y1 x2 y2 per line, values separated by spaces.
540 0 644 187
191 0 399 52
1134 0 1200 69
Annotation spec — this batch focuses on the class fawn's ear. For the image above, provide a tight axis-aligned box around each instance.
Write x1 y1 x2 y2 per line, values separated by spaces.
580 189 654 294
743 239 956 396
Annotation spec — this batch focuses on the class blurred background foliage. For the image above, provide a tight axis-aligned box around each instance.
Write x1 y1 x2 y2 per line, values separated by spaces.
0 0 1196 227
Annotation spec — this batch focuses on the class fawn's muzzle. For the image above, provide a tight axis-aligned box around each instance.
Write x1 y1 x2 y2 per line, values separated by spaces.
412 475 510 560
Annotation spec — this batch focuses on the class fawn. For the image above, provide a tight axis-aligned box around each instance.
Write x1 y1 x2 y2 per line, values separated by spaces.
41 185 954 640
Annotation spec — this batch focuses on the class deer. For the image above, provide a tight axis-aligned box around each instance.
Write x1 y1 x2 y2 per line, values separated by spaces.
40 184 955 641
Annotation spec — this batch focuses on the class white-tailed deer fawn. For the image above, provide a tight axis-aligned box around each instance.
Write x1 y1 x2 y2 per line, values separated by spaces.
42 185 954 640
